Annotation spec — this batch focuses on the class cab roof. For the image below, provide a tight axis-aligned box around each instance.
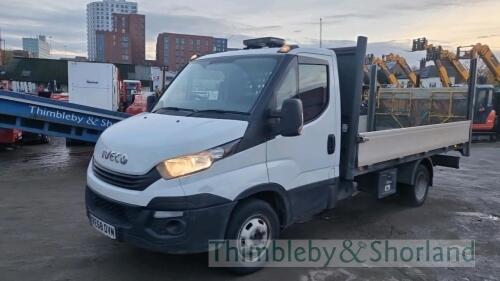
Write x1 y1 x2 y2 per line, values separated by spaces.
200 47 285 59
199 46 335 60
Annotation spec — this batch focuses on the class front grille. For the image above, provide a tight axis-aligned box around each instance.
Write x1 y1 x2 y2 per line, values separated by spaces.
92 160 161 191
86 187 141 223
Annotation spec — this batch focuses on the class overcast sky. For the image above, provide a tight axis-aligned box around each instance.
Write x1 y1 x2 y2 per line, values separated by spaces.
1 0 499 66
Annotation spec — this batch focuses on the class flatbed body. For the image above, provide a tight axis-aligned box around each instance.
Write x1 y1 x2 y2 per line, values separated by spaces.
332 39 474 181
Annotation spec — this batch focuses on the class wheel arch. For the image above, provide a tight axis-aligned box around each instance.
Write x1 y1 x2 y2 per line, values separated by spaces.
397 158 434 186
233 183 292 227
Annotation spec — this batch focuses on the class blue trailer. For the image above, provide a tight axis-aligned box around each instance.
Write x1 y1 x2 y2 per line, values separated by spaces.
0 91 129 143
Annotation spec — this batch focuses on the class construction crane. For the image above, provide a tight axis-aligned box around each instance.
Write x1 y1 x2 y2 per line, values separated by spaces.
412 38 452 87
414 39 499 138
457 43 500 82
382 53 418 87
366 54 400 87
435 49 469 83
413 38 469 83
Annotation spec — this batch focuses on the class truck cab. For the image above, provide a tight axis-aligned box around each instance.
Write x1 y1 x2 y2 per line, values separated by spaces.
87 38 340 251
86 37 472 273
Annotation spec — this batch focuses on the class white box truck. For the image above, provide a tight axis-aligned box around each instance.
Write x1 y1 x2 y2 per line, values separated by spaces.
85 37 476 273
68 61 119 111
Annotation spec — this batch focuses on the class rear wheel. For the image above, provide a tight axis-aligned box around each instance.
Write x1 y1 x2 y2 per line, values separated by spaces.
224 199 279 275
399 165 431 207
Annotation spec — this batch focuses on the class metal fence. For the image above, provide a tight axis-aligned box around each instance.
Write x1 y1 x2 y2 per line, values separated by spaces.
375 87 469 130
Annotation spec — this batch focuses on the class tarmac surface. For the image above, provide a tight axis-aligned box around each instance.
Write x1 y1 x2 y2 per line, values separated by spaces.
1 139 499 281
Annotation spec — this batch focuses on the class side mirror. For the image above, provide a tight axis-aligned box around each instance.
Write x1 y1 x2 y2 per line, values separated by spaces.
279 98 304 136
146 95 157 112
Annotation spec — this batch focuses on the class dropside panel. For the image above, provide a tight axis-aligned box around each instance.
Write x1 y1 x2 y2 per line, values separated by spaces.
357 121 471 167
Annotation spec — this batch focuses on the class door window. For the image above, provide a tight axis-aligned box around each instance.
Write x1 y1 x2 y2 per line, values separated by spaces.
298 64 328 122
274 66 298 110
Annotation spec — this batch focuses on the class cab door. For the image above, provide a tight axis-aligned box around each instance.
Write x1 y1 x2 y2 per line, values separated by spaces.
266 54 339 216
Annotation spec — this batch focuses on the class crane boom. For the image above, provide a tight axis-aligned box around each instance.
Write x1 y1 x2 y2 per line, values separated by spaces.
415 38 469 83
383 53 418 86
412 38 452 87
366 54 400 87
440 50 469 82
458 43 500 81
433 59 452 87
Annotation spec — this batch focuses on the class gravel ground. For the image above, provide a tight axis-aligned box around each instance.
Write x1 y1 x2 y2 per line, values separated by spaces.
0 139 499 281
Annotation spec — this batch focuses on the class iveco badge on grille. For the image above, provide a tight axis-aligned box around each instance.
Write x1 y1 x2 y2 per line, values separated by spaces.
101 150 128 165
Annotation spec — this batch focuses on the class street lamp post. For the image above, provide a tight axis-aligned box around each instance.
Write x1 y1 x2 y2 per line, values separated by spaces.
319 18 323 48
0 29 5 65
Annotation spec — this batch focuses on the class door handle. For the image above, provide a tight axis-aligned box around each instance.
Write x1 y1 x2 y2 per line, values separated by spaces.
327 134 335 154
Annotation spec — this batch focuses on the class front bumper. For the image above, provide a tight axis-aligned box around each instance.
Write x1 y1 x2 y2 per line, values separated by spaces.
85 187 236 254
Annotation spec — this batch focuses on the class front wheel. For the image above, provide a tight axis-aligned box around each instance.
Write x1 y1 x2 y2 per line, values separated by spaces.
224 199 279 275
399 165 431 207
40 135 50 144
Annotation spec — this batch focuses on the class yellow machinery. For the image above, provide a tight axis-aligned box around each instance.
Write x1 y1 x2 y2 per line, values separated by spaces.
418 40 500 83
412 38 453 87
457 43 500 82
383 53 419 87
363 64 381 86
435 49 469 83
414 38 469 83
366 54 400 87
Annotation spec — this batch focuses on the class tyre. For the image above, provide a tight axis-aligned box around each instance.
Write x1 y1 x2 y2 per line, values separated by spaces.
224 199 279 275
40 135 50 144
399 165 431 207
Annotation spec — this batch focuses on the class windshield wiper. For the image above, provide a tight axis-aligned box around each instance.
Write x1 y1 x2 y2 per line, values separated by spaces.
186 109 249 117
153 106 196 113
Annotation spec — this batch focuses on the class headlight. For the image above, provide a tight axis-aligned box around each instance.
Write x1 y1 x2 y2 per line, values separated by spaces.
156 139 240 179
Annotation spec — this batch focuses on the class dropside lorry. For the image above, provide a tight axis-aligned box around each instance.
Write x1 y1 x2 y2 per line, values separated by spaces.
85 37 475 273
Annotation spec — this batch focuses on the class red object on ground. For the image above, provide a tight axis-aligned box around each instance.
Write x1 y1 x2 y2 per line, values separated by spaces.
50 92 69 102
0 128 22 144
125 94 149 115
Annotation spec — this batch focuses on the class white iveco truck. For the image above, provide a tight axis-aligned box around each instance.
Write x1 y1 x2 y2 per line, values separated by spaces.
86 37 476 273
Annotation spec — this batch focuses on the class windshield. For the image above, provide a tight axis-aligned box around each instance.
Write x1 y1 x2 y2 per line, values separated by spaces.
153 56 280 114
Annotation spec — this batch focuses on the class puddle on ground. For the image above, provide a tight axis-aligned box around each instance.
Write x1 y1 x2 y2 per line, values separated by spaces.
454 212 500 221
0 138 93 176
